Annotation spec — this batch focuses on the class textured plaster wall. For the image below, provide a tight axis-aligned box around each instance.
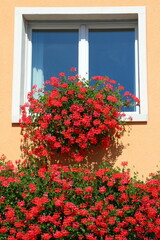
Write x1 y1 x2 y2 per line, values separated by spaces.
0 0 160 178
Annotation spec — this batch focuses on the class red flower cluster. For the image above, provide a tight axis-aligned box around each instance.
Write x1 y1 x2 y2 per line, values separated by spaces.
20 71 139 163
0 159 159 239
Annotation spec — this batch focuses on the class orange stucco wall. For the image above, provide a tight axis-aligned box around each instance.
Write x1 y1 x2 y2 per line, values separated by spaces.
0 0 160 178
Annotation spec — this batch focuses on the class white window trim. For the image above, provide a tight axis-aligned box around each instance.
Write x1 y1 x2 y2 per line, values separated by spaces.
12 6 147 123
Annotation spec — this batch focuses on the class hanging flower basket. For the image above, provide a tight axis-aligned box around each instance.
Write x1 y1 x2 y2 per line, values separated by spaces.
20 68 140 163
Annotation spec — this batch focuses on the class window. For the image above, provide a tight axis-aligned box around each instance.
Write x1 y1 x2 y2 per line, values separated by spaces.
12 7 147 122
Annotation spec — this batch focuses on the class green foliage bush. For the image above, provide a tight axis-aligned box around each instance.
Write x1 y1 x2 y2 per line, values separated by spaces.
0 157 160 240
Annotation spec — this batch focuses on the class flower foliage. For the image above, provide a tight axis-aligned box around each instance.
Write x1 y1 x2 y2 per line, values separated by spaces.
20 69 140 162
0 157 160 240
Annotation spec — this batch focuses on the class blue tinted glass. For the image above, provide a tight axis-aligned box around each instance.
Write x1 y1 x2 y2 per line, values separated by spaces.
89 29 135 111
32 29 78 89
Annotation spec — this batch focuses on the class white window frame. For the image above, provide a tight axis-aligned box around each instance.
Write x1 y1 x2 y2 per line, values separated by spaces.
12 7 147 123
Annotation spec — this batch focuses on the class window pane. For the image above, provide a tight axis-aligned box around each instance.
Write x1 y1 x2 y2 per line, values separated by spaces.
32 29 78 89
89 29 136 111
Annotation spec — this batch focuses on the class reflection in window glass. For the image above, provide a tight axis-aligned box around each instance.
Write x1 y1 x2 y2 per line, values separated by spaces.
89 29 136 111
32 29 78 89
89 29 135 93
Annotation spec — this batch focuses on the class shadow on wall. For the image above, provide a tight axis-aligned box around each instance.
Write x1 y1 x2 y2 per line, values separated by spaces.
49 123 147 169
50 140 125 170
12 122 147 169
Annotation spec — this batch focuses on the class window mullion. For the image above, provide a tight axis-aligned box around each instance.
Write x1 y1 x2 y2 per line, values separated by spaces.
78 25 89 80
